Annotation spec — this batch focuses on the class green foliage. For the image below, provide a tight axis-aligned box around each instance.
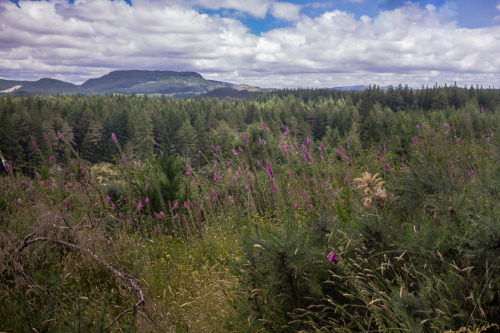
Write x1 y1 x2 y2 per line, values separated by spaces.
1 90 500 332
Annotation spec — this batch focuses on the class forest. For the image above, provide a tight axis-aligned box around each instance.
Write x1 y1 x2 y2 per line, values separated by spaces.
0 84 499 332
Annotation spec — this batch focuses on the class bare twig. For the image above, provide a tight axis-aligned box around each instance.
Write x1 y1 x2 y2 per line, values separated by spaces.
1 235 150 330
1 230 37 276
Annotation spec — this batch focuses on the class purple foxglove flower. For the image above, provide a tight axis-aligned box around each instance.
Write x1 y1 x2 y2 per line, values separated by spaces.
327 250 337 264
266 161 274 179
304 151 311 164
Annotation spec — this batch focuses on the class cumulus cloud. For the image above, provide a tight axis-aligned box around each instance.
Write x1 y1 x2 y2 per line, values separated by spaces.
270 2 302 21
1 0 500 88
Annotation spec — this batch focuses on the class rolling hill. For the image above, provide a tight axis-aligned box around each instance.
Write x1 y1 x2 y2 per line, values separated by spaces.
0 70 234 97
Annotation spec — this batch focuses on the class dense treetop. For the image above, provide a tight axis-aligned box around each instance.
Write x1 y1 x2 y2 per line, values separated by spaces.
1 84 499 176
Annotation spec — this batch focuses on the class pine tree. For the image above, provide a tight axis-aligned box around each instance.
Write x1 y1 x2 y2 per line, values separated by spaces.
131 105 155 161
176 119 197 160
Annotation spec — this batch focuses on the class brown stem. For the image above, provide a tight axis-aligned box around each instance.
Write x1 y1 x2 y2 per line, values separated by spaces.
1 235 150 330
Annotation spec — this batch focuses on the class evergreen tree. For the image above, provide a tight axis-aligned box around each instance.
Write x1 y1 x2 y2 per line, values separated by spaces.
176 119 197 160
131 105 155 161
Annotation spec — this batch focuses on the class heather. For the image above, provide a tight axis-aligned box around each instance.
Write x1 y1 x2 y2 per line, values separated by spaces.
1 87 499 332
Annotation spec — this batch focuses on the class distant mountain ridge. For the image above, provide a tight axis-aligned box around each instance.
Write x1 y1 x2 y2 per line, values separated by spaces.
0 70 234 97
0 70 378 98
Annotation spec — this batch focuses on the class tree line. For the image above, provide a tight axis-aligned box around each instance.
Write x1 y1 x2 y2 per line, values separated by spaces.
1 83 499 176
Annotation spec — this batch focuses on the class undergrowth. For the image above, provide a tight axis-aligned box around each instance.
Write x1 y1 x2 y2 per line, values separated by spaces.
1 113 499 332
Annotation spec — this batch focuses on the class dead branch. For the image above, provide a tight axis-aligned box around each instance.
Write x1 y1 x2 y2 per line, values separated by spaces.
0 233 154 330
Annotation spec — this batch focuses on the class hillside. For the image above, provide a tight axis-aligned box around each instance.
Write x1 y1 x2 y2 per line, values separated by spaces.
0 70 234 97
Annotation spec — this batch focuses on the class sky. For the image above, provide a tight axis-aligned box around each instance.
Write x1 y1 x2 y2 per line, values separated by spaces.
1 0 500 88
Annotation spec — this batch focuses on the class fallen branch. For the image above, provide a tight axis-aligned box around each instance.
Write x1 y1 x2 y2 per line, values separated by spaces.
1 233 151 330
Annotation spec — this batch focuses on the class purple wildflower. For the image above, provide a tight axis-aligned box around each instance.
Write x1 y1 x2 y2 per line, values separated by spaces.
266 161 274 179
57 131 62 139
262 121 267 132
327 250 338 264
304 151 311 164
31 140 36 150
111 133 118 144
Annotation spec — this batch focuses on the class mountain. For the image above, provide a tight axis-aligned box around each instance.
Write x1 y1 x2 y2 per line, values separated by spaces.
197 84 269 100
330 85 370 91
0 79 27 92
330 85 390 91
0 70 234 97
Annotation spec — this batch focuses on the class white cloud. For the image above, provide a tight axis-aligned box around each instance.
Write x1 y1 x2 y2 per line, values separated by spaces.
1 0 500 88
270 2 302 21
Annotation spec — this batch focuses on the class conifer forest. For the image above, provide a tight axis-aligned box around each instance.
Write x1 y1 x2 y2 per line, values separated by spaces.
1 84 500 332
